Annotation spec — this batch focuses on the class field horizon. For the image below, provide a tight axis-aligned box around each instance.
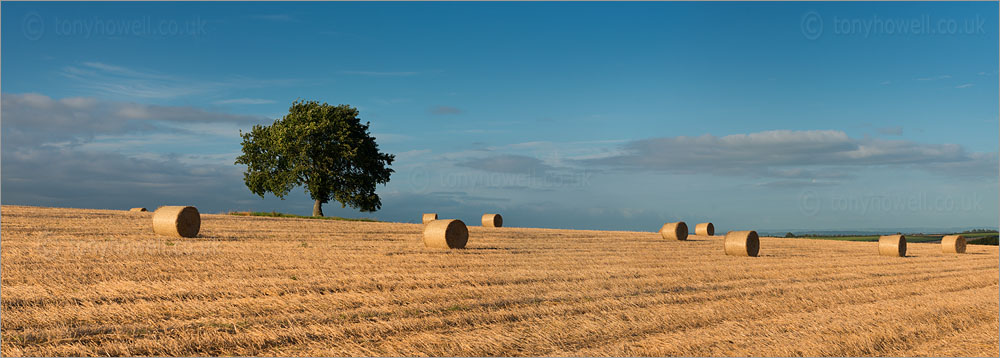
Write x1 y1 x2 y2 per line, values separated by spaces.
2 205 997 356
8 204 997 238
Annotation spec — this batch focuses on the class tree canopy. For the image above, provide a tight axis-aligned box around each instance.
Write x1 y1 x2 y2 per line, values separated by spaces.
235 100 394 216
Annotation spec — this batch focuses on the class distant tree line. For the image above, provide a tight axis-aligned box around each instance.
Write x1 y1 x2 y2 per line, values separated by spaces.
783 228 997 239
783 232 902 238
961 228 998 233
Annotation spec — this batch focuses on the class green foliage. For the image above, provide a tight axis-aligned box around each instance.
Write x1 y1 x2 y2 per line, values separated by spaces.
968 236 999 246
784 232 795 238
235 100 394 213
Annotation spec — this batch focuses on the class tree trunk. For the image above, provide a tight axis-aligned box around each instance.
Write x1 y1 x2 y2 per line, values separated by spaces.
312 199 324 217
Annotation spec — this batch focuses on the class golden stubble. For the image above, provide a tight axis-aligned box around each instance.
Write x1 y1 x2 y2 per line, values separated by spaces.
2 205 997 357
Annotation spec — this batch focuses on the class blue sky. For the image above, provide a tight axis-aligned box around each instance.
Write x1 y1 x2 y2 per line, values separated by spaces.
3 2 997 233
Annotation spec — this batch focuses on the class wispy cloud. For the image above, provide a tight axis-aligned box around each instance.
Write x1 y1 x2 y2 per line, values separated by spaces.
249 14 295 22
457 154 557 176
754 179 840 188
451 154 588 188
340 70 421 77
879 80 892 85
429 105 463 115
81 62 174 80
370 132 413 144
915 75 952 81
877 126 903 135
371 98 412 106
394 149 432 161
213 98 276 105
60 62 300 99
61 62 200 98
955 83 974 89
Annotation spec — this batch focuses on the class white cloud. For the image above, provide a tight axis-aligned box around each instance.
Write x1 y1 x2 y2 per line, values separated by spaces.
955 83 974 89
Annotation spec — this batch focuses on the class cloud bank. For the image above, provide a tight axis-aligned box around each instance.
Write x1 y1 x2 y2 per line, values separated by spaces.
578 130 997 179
2 93 275 212
2 93 267 148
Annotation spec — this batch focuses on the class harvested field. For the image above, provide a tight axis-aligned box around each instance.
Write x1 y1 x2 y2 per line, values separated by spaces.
1 205 998 356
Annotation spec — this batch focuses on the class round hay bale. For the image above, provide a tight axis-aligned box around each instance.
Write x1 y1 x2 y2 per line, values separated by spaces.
660 222 688 240
482 213 503 227
725 230 759 257
152 206 200 238
423 219 469 249
941 235 966 254
878 234 906 257
422 213 438 224
129 207 148 212
695 222 715 236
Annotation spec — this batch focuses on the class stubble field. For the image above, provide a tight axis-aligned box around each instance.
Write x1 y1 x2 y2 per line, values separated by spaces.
1 205 997 356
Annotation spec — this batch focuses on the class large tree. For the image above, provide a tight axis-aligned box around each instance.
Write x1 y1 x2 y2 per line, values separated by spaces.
235 100 394 216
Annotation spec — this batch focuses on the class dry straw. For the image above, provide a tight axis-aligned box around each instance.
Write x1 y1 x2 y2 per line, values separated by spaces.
725 230 759 257
422 213 438 224
941 235 966 254
878 235 907 257
482 213 503 227
152 206 201 238
695 222 715 236
660 222 689 241
423 219 469 249
129 207 148 212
